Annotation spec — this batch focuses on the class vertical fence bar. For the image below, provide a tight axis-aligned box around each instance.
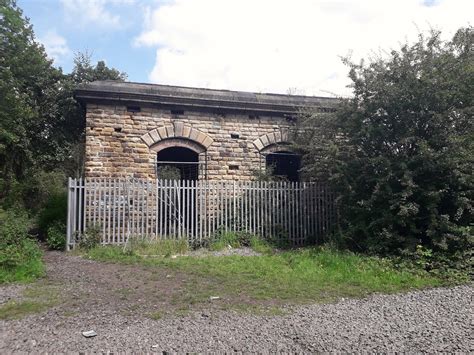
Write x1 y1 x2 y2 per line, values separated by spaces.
66 178 72 250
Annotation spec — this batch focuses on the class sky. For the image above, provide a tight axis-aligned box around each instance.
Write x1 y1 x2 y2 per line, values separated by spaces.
19 0 473 97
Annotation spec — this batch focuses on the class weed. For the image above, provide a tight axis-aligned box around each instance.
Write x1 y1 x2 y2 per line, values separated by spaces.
79 225 101 250
127 238 189 257
46 221 66 250
148 311 163 320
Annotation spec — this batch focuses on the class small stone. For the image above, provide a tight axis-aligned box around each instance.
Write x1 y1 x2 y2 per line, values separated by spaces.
82 330 97 338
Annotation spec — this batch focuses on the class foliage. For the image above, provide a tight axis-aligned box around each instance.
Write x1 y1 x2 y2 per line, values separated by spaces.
0 0 127 208
0 0 62 196
156 165 181 180
252 164 289 182
38 191 67 235
46 221 66 250
78 224 102 250
0 208 44 282
295 28 474 272
71 51 127 84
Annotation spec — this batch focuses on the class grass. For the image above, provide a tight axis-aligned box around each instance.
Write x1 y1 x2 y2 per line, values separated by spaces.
0 248 45 284
85 244 443 307
0 284 61 320
0 255 45 284
125 237 189 256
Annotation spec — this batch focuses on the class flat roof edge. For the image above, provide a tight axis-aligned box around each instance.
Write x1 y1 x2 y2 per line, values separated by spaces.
75 81 339 115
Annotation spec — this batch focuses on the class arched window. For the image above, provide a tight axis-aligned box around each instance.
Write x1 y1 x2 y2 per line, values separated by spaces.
265 151 301 182
157 147 200 180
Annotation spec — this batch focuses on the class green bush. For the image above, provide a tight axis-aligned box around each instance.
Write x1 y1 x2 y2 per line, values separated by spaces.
38 192 67 236
296 28 473 273
0 209 43 282
79 225 102 250
46 221 66 250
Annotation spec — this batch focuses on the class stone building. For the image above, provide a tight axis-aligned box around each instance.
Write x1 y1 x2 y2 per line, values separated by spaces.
75 81 337 181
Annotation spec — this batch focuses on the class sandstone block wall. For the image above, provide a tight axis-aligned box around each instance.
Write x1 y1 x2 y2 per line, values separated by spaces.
85 103 294 181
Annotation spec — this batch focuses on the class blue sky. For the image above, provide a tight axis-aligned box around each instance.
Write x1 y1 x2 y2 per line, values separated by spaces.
19 0 155 82
19 0 473 96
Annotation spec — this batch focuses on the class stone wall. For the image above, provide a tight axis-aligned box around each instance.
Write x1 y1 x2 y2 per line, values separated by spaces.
85 103 295 181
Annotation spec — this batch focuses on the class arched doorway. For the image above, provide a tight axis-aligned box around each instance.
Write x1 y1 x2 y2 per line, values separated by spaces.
265 151 301 182
156 147 200 181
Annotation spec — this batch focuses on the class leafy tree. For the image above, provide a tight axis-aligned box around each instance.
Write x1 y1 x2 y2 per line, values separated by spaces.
59 52 127 178
0 0 62 196
0 0 127 209
296 28 473 266
70 51 127 84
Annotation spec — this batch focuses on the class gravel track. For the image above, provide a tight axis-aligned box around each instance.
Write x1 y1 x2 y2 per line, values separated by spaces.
0 251 472 353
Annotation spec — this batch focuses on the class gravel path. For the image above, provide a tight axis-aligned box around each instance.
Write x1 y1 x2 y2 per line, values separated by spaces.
0 252 472 353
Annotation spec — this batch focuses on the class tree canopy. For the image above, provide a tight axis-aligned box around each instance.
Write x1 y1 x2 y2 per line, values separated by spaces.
296 28 473 265
0 0 126 206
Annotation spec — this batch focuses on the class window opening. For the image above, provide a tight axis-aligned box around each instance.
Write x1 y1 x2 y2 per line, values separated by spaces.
156 147 202 180
265 151 301 182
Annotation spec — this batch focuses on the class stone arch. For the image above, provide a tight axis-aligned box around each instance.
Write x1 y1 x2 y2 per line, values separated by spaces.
149 138 206 154
140 122 214 150
252 128 290 151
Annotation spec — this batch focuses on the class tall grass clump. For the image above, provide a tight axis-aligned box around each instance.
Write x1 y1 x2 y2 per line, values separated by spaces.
0 209 44 283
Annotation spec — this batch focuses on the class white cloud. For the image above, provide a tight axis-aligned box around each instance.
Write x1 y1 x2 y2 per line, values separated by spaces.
134 0 473 97
38 30 71 64
60 0 135 29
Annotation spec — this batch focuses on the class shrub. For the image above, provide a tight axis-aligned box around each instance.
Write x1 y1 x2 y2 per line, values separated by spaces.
79 225 102 250
46 221 66 250
296 28 473 270
0 209 43 281
38 192 67 237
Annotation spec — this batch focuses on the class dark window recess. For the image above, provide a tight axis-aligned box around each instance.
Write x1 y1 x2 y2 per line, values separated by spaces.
114 127 122 132
230 133 240 139
127 105 141 113
157 147 200 181
171 109 184 115
249 114 260 119
266 151 301 182
229 165 239 170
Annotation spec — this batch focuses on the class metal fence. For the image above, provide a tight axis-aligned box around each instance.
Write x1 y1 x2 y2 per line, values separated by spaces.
67 177 337 249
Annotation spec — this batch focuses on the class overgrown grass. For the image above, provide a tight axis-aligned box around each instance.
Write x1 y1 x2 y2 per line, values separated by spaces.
85 245 443 305
0 257 45 284
125 238 189 256
0 208 45 284
209 231 275 254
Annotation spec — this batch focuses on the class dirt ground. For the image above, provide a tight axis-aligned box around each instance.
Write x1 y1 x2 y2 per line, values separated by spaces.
0 251 472 353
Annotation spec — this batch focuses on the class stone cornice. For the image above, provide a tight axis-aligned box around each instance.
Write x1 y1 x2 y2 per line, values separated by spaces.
75 81 339 116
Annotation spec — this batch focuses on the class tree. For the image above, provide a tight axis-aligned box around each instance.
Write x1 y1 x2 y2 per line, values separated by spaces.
0 0 127 207
296 28 473 265
0 0 63 197
59 52 127 178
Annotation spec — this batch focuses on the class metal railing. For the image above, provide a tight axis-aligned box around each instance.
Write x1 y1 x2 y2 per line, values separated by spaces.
67 178 337 249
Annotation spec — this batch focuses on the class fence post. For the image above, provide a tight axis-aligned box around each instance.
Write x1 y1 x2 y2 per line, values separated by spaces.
66 177 72 251
233 180 236 232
